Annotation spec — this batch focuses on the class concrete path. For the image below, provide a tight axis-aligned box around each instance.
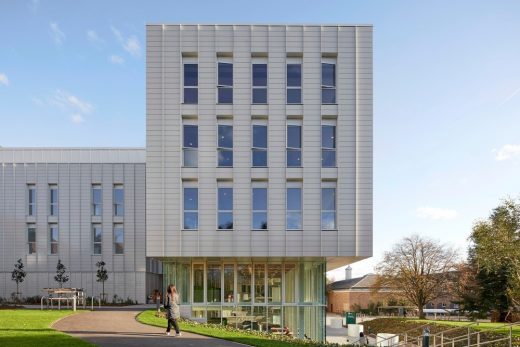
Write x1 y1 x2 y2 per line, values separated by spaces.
53 309 248 347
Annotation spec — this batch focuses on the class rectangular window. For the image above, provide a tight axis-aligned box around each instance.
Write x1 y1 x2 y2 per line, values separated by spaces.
217 62 233 104
27 224 36 254
183 187 198 230
286 186 302 230
113 224 124 254
184 63 198 104
93 224 102 255
49 185 58 216
286 124 302 167
27 184 36 216
321 124 336 167
193 264 204 303
284 264 297 303
113 184 124 216
183 124 198 167
286 63 302 104
207 264 221 303
252 63 267 104
217 124 233 167
237 264 252 303
254 264 265 303
252 187 268 230
218 187 233 229
321 187 337 230
49 224 58 255
92 184 102 216
224 264 234 303
268 264 282 303
252 124 267 167
321 62 336 104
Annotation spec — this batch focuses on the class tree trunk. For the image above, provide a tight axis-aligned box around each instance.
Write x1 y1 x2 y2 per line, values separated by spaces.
418 306 425 319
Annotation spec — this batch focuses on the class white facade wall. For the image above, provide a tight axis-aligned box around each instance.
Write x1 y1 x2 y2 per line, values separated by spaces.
0 148 148 302
146 24 373 269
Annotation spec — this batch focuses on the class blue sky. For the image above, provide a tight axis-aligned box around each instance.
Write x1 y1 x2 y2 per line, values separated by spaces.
1 0 520 279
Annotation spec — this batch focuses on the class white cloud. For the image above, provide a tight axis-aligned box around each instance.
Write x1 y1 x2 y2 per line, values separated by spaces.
495 144 520 161
47 90 94 123
109 54 125 65
111 26 141 56
71 114 85 124
416 207 458 220
50 22 66 45
0 73 9 86
87 30 105 45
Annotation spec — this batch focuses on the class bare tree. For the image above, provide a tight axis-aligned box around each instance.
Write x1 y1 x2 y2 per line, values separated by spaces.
375 235 458 319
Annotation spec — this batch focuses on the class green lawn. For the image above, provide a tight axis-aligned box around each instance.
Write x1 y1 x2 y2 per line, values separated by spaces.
137 309 336 347
0 309 94 347
416 319 520 337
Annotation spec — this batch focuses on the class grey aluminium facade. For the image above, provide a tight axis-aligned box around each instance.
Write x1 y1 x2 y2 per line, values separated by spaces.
0 148 160 302
146 24 373 341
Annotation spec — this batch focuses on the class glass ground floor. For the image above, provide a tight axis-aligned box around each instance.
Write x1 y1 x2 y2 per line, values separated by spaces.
161 257 326 341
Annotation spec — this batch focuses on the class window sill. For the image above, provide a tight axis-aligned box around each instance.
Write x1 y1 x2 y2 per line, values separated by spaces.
252 229 268 231
286 103 303 105
182 229 198 231
217 229 234 231
286 229 303 231
321 103 338 105
322 229 338 231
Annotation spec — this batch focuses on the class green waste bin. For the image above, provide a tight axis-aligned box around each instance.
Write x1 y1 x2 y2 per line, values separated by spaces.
346 312 356 324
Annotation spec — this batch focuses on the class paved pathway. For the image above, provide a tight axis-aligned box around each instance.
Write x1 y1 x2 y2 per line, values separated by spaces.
53 309 247 347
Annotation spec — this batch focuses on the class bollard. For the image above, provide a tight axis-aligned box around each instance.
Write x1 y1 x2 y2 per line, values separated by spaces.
423 327 430 347
73 296 76 311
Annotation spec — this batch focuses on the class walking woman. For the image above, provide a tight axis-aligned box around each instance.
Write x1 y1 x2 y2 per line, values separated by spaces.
164 284 181 336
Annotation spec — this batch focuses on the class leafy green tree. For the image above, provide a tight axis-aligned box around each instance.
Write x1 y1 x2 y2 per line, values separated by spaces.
469 199 520 321
54 259 69 288
96 261 108 302
11 259 27 299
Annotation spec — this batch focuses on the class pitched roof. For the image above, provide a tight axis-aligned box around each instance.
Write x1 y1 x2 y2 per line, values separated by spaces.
328 274 379 290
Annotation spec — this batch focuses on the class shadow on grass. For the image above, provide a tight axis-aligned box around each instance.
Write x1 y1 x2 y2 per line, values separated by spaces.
0 333 94 347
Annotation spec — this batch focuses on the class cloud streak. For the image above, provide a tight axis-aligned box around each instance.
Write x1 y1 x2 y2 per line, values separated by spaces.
47 89 94 124
416 207 458 220
495 144 520 161
50 22 66 45
109 54 124 65
0 73 9 86
111 26 141 56
499 86 520 107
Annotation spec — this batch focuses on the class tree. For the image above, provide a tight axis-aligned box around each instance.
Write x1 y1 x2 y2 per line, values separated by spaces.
96 261 108 302
375 234 458 319
54 259 69 288
468 199 520 321
11 258 27 300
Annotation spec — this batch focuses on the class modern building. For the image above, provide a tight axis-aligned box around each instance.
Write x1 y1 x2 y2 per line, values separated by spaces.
0 148 162 302
146 24 373 341
0 23 372 342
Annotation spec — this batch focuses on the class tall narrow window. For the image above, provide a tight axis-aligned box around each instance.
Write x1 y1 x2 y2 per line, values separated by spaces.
193 264 204 303
92 184 102 216
286 187 302 230
27 184 36 216
252 63 267 104
114 224 124 254
224 264 234 303
321 187 337 230
217 124 233 167
321 125 336 167
49 224 58 255
184 63 198 104
252 187 268 230
252 124 267 167
113 184 124 216
218 62 233 104
207 264 221 303
254 264 265 303
321 62 336 104
218 187 233 230
183 124 198 167
49 185 58 216
287 63 302 104
93 224 102 255
268 264 282 303
27 224 36 254
237 264 252 303
183 187 198 230
286 124 302 167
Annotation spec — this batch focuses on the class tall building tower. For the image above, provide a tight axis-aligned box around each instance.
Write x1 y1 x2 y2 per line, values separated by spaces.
146 24 372 341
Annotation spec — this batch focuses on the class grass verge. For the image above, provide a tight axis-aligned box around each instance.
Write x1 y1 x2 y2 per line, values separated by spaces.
0 309 94 347
137 309 343 347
